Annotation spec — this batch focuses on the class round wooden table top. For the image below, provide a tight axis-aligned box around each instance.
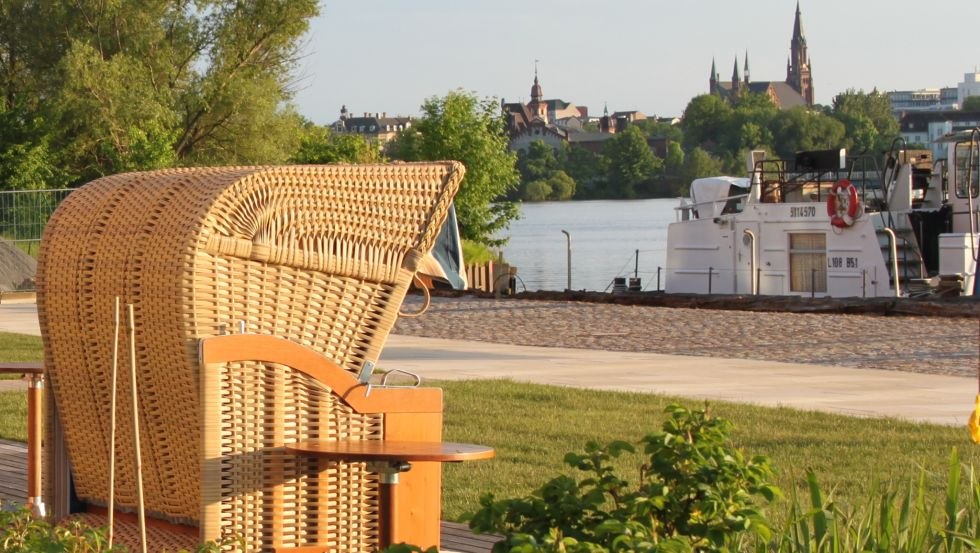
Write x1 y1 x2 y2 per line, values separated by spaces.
286 440 495 463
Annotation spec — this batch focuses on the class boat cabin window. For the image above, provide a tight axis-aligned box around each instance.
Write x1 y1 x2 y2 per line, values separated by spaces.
953 141 979 199
789 233 827 294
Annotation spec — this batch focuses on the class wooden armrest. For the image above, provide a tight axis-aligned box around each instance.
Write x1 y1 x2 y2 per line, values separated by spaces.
199 334 441 414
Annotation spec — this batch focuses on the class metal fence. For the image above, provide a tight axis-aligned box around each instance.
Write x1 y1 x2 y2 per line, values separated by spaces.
0 188 73 292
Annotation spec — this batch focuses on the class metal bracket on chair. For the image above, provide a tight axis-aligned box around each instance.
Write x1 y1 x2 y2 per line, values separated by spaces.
358 361 376 396
379 369 422 388
358 365 421 397
357 361 375 384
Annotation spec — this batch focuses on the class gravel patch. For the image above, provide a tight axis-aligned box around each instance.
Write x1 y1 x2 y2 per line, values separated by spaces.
395 296 980 378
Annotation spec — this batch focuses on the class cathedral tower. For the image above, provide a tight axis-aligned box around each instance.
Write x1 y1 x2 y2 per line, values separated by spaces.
709 58 718 93
786 1 814 105
731 57 742 96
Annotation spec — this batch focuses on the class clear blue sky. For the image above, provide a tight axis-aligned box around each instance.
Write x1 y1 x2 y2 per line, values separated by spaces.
292 1 980 125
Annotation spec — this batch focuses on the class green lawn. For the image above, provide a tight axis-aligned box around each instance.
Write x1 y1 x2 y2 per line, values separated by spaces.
437 379 980 522
0 332 42 380
1 332 976 528
0 391 26 441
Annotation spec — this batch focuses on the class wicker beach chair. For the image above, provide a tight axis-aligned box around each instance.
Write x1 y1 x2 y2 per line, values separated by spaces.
36 163 464 552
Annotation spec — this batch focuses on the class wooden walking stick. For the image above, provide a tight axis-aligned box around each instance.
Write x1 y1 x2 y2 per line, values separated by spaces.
127 304 148 553
108 297 121 547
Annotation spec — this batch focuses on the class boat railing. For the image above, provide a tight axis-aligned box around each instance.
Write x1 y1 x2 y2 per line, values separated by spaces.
666 263 885 298
751 153 891 211
754 155 854 204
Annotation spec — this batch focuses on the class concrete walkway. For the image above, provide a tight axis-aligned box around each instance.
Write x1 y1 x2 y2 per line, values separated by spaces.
0 298 42 336
381 335 973 426
2 300 974 426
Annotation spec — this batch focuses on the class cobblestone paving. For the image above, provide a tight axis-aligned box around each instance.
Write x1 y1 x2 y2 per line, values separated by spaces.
395 296 980 377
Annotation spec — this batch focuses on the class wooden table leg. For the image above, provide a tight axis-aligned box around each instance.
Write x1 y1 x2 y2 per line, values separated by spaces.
373 461 411 548
379 480 394 547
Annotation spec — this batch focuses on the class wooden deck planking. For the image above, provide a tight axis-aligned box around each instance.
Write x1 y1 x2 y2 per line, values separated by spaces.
0 439 27 505
0 439 497 552
440 521 501 552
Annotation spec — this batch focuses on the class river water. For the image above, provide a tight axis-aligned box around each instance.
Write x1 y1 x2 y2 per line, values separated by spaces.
498 198 678 292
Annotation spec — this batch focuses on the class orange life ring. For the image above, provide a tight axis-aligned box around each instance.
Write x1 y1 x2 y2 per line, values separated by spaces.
827 179 860 228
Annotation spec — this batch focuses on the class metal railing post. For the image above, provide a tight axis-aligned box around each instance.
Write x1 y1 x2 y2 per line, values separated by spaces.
561 230 571 291
743 229 757 295
882 227 901 297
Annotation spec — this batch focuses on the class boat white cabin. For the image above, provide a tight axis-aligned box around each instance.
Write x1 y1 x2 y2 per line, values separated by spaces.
666 129 980 297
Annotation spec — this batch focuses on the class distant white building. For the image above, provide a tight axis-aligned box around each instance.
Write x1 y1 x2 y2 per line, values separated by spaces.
899 110 980 159
959 70 980 106
331 106 413 148
888 88 958 113
887 70 980 114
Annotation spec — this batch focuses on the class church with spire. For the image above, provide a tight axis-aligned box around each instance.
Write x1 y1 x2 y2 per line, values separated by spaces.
502 64 589 151
502 64 669 156
709 2 815 109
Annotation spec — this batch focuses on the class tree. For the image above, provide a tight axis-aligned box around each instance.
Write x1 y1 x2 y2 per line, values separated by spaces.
544 170 576 200
603 126 662 198
390 90 519 247
0 0 317 185
290 124 383 164
724 93 777 153
517 140 560 182
963 96 980 112
523 180 552 202
514 140 580 201
563 145 607 198
0 105 72 191
633 118 684 143
680 147 724 193
831 89 899 154
770 107 845 158
664 141 685 177
681 94 734 151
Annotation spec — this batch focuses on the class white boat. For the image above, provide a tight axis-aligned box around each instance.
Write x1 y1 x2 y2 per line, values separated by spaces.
665 128 980 297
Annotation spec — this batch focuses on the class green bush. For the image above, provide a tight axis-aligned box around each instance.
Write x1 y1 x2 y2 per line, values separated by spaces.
0 505 236 552
468 403 780 552
464 404 980 553
462 239 497 265
0 508 121 552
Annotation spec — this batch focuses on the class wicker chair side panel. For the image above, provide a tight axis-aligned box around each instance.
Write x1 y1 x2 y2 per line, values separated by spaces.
209 361 383 552
189 250 404 377
71 513 199 552
36 170 228 522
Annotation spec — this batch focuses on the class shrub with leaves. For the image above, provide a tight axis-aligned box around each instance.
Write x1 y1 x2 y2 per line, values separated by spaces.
0 504 239 552
469 403 781 552
0 507 121 552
